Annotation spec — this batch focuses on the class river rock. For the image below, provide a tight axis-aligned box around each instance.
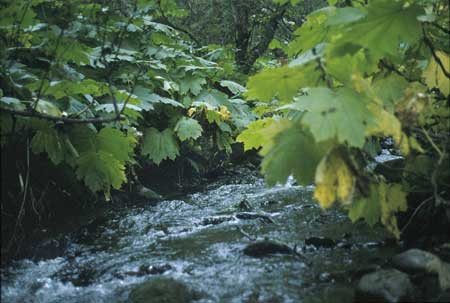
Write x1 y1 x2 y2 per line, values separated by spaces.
235 212 274 223
305 236 336 248
138 186 163 201
201 216 234 226
237 199 252 211
355 269 414 303
128 278 195 303
243 240 293 257
392 249 441 274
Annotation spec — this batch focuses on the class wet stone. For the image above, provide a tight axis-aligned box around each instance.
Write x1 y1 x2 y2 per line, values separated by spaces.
201 216 234 226
355 269 414 303
128 277 196 303
392 248 442 274
237 199 253 211
305 236 336 248
235 212 274 223
243 240 294 258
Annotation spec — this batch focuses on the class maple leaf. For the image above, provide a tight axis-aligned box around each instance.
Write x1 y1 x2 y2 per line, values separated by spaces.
423 51 450 96
236 117 289 152
179 75 206 95
313 149 355 208
142 128 180 165
174 117 203 141
97 127 136 163
76 151 126 193
31 128 66 165
261 123 329 186
246 65 318 103
297 87 377 147
335 1 423 61
348 185 381 227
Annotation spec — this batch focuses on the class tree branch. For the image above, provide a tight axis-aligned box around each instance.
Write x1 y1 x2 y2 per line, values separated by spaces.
157 2 200 46
1 107 124 124
423 25 450 78
432 22 450 35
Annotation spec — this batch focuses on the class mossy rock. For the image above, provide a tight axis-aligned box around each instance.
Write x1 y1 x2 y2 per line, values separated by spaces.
128 278 194 303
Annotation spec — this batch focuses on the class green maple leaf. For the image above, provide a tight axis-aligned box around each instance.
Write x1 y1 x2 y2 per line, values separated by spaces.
296 87 377 147
219 80 246 95
47 79 107 99
372 73 409 110
288 7 365 56
76 151 126 193
35 100 62 117
348 185 381 226
142 128 180 165
97 127 136 163
246 64 319 103
236 117 280 151
334 1 423 61
179 75 206 95
194 89 229 108
31 128 66 165
134 86 184 109
261 123 328 186
325 50 378 84
174 117 203 141
58 39 91 66
68 125 97 154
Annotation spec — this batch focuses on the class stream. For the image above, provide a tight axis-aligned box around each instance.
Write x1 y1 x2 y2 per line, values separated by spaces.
1 166 399 303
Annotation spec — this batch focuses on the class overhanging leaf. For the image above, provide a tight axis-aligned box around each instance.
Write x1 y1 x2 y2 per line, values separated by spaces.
174 117 203 141
141 128 180 165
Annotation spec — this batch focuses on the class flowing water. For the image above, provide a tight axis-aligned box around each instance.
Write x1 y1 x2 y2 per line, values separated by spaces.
1 168 399 303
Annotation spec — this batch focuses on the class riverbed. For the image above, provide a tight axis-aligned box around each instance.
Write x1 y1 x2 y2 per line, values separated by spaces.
1 167 398 303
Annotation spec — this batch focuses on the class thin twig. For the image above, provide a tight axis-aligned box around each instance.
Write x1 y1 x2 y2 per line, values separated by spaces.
431 152 447 205
421 127 443 157
400 195 434 233
7 138 31 252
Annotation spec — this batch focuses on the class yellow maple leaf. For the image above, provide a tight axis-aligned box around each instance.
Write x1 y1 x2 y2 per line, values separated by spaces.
423 51 450 96
379 182 407 239
367 104 402 144
314 150 355 209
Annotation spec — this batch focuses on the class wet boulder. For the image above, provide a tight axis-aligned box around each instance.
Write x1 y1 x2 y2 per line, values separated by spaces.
128 278 195 303
393 249 450 291
243 240 294 257
355 269 414 303
138 186 163 201
305 236 336 248
392 249 441 274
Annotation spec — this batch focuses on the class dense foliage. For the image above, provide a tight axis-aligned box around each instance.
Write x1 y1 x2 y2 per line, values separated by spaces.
238 0 449 238
0 0 255 201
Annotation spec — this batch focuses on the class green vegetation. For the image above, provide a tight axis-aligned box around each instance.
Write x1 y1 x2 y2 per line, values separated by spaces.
1 0 449 260
239 0 449 238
